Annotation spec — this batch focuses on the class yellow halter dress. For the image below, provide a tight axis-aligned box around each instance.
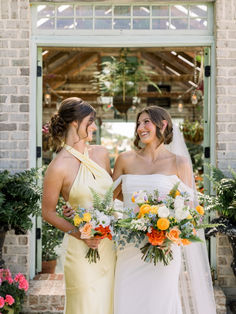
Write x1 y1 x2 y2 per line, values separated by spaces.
63 145 116 314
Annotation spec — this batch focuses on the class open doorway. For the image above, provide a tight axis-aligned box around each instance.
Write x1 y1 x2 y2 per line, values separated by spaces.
39 46 208 274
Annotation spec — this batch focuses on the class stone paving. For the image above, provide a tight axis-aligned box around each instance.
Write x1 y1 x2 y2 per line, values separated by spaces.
22 274 227 314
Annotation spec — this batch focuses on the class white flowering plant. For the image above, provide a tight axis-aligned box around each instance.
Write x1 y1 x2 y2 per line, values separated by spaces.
115 183 212 266
63 185 115 263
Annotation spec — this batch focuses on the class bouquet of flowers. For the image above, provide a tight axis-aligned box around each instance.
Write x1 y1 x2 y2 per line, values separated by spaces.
115 183 209 266
65 185 115 263
0 268 29 314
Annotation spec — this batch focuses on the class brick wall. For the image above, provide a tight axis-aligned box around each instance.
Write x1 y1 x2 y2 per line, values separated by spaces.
0 0 31 277
0 0 30 172
215 0 236 173
2 230 29 278
215 0 236 293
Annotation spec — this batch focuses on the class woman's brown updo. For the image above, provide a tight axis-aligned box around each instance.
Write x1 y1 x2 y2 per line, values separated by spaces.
49 97 96 149
134 105 173 149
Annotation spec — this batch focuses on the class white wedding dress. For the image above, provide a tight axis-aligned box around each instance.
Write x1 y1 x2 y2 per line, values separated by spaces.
114 174 194 314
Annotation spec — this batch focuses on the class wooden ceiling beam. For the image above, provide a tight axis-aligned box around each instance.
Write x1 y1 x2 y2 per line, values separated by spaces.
43 73 194 83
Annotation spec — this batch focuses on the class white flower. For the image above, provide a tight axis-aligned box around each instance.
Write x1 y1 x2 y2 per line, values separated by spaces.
174 196 185 211
132 190 148 204
130 218 148 231
175 207 190 221
94 210 111 227
158 205 170 218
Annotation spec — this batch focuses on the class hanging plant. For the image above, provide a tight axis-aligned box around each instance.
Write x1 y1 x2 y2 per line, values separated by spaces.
92 48 161 114
180 120 203 144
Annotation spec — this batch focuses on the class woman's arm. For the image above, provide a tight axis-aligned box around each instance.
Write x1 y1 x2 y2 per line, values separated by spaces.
42 163 100 249
42 163 81 239
112 153 126 201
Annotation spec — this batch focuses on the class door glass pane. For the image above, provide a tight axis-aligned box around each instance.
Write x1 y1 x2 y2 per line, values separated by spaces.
189 5 207 18
95 19 112 29
76 18 93 29
37 5 55 17
171 5 188 17
114 6 130 16
133 6 150 16
152 18 169 30
171 19 188 29
114 18 131 29
57 18 74 29
152 6 169 17
76 5 93 17
190 18 207 30
133 18 150 29
95 6 112 16
57 5 74 17
37 18 55 29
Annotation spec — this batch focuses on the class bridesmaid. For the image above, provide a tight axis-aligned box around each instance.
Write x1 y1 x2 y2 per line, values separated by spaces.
42 97 116 314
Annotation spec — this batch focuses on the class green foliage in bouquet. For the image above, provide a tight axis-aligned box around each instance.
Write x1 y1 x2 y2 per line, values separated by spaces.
0 169 41 233
89 184 114 214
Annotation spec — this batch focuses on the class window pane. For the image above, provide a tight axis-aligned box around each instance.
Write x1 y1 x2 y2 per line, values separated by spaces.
37 18 55 29
171 5 188 17
76 6 93 17
114 6 131 16
95 19 112 29
76 18 93 29
189 5 207 18
152 18 169 30
37 5 55 17
57 18 74 29
190 18 207 30
114 18 131 29
57 5 74 17
133 6 150 16
133 18 150 29
152 6 169 17
95 6 112 16
171 18 188 29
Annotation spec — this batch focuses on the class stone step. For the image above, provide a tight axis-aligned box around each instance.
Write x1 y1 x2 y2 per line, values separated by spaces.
22 274 227 314
23 274 65 314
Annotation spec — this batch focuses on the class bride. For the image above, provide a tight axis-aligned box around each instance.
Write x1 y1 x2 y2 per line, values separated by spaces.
112 106 216 314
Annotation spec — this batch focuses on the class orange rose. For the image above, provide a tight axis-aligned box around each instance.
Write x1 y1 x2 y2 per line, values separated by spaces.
80 223 92 239
147 228 165 246
138 204 151 218
157 218 170 230
95 225 112 240
196 205 204 215
166 228 181 245
181 238 191 245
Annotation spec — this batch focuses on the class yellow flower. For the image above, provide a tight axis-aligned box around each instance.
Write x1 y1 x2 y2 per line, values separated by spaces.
196 205 204 215
137 204 151 218
150 205 158 214
73 215 83 226
157 218 170 230
132 196 136 203
175 190 181 197
187 214 193 220
83 212 91 222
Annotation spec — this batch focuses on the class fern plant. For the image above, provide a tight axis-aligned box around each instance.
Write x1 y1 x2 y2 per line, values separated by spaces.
0 169 41 234
90 184 114 215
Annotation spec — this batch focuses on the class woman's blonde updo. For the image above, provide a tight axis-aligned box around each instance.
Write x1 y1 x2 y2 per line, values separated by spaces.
134 105 173 149
49 97 96 150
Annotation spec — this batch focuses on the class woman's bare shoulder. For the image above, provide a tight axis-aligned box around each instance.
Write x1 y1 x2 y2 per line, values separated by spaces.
45 150 71 177
118 150 136 160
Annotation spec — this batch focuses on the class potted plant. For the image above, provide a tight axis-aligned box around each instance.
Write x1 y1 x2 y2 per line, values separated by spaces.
0 268 29 314
199 166 236 275
92 48 160 116
180 120 204 144
0 169 41 268
41 197 64 274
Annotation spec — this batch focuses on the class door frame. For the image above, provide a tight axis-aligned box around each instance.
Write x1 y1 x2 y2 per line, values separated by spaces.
29 35 216 277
